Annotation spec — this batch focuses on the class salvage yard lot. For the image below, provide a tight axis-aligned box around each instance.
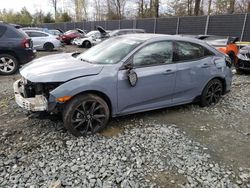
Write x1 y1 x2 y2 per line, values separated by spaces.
0 46 250 187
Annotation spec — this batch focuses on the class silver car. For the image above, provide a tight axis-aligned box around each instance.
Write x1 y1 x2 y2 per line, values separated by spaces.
24 30 62 51
13 34 232 136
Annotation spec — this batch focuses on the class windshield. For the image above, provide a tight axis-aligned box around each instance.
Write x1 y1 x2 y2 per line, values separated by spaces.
77 37 143 64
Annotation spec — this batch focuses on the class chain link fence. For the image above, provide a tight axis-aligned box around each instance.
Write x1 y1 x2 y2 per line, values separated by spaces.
37 13 250 41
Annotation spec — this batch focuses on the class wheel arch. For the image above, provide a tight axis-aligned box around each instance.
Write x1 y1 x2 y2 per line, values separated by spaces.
43 42 54 47
70 90 113 115
83 40 91 44
205 77 227 94
0 50 20 63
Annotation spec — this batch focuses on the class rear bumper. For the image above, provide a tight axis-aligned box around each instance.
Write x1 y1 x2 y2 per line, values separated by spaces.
13 80 48 112
18 48 36 65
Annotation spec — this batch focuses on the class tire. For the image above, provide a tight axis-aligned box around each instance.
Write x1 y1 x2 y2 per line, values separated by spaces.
70 39 74 45
0 54 19 75
200 79 223 107
228 52 236 65
83 41 92 48
43 42 54 51
235 67 244 74
63 94 110 137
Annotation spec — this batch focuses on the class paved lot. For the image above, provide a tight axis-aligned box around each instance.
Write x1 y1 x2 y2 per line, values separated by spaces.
0 45 249 187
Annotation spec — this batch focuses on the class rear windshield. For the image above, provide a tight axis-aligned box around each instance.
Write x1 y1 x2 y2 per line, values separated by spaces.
17 28 29 38
0 25 7 37
3 26 28 39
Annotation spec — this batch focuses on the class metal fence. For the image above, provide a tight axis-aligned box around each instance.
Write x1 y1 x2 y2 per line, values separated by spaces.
37 13 250 41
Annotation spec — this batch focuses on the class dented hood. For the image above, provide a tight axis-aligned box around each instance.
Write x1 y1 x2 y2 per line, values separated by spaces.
20 53 103 83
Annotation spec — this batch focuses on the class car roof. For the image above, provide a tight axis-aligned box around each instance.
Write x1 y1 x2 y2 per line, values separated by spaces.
23 30 50 35
117 33 204 43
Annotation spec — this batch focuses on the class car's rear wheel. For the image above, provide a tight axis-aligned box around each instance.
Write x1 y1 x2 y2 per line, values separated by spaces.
200 79 223 107
83 41 91 48
63 94 110 136
0 54 18 75
43 42 54 51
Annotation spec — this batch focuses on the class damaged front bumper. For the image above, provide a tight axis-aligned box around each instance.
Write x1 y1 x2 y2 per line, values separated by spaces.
237 47 250 71
13 79 48 112
236 60 250 71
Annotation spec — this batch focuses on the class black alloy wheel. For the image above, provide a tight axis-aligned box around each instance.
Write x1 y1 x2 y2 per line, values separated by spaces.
63 94 110 136
200 79 223 107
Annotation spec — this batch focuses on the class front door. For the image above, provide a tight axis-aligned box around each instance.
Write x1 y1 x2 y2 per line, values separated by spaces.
117 41 177 115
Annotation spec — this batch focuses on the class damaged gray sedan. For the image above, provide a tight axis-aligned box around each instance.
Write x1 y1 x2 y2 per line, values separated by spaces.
14 34 232 136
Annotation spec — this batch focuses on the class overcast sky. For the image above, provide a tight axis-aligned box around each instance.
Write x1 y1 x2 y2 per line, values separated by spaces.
0 0 56 14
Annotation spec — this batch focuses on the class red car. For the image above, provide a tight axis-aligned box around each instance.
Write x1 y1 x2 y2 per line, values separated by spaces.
60 29 86 45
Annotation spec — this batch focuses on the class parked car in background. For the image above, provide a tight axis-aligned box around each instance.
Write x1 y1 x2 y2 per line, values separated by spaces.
73 27 110 48
60 29 86 45
14 34 232 136
108 29 145 37
24 30 62 51
199 35 239 64
0 23 35 75
73 30 103 48
236 45 250 73
49 29 63 36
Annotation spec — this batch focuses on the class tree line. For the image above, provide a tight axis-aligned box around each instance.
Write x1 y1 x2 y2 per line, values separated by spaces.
0 0 250 25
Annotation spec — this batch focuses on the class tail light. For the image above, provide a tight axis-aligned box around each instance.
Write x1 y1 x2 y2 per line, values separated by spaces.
21 38 30 48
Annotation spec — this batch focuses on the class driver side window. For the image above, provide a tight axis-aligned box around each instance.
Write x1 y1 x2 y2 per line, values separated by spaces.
133 41 173 67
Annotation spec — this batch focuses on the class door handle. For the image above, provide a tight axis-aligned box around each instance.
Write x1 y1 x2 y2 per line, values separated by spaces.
163 69 175 75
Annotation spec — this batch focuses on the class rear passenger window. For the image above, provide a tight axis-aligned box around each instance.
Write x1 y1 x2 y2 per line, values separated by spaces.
0 26 7 37
174 41 213 62
4 28 21 38
28 32 48 37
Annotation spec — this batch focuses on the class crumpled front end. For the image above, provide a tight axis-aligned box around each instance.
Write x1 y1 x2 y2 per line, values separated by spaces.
13 78 60 112
236 46 250 71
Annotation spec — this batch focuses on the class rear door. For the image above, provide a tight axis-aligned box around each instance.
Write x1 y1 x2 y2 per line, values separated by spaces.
173 41 216 104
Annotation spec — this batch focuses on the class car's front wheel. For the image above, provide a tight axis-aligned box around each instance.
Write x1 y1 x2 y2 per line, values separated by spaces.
0 54 19 75
63 94 110 136
200 79 223 107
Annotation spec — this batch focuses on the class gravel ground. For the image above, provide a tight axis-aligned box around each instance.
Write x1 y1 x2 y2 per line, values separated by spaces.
0 46 250 187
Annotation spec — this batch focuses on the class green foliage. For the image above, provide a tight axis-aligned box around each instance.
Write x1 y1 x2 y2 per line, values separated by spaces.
43 13 55 23
59 12 72 22
0 7 32 25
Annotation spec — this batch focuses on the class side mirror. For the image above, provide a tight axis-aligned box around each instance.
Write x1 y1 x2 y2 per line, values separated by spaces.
128 69 138 87
124 63 138 87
